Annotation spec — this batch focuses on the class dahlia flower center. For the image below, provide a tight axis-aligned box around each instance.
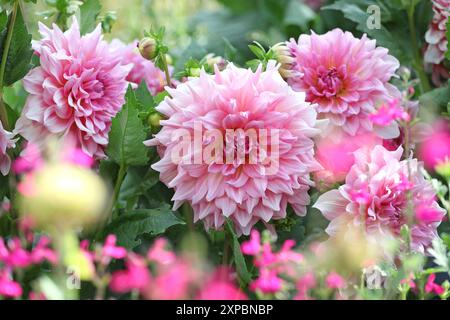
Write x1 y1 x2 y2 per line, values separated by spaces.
316 66 345 98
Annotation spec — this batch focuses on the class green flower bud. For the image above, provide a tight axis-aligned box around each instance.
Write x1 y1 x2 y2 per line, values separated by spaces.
138 37 158 60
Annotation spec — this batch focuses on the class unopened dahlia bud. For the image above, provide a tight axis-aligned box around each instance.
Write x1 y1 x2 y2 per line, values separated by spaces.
138 37 158 60
19 164 108 230
147 112 162 132
271 42 295 79
189 67 201 77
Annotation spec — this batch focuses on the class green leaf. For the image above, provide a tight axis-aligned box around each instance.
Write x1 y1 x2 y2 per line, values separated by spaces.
119 165 159 205
135 81 155 111
79 0 101 35
419 80 450 111
106 87 149 166
0 8 33 86
225 220 252 285
283 0 316 29
104 204 185 249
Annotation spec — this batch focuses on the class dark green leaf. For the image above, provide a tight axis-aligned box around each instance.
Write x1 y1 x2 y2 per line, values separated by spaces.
0 8 33 86
283 0 316 29
79 0 101 35
225 220 252 285
104 204 185 249
106 87 149 166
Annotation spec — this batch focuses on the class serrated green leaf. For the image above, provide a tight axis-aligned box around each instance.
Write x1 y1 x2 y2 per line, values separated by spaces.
283 0 316 29
419 80 450 111
225 220 252 285
104 204 185 249
106 88 149 166
0 8 33 86
135 81 155 111
79 0 101 35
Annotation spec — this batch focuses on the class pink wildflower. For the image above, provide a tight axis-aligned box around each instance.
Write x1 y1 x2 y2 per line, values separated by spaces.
109 255 151 294
325 272 345 289
0 271 22 298
425 274 445 296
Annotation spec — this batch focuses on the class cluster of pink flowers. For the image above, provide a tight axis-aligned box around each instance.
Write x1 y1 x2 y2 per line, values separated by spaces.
241 230 346 299
314 145 446 253
15 18 131 159
368 99 410 126
0 234 57 298
0 121 16 176
418 120 450 171
111 40 167 95
105 238 246 300
147 62 322 235
286 28 400 139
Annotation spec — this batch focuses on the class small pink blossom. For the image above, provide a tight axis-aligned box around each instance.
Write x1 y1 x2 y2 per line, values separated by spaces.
12 143 44 174
0 271 22 298
30 236 58 265
295 272 316 300
250 268 283 294
369 99 410 126
325 272 345 289
147 238 176 265
241 230 261 255
400 273 416 289
101 235 127 260
0 121 16 176
109 255 151 294
425 274 445 296
416 204 445 224
197 281 248 300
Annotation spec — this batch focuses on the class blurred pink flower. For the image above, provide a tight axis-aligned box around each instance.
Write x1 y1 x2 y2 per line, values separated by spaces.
15 17 131 159
0 238 32 268
314 133 381 185
325 272 345 289
287 29 400 138
198 281 248 300
424 0 450 65
418 121 450 170
12 143 44 174
0 121 16 176
109 255 151 294
250 268 283 294
146 62 321 235
369 99 410 126
101 235 127 260
149 262 197 299
314 145 446 253
425 274 445 295
0 271 22 298
294 272 316 300
147 238 176 265
241 229 261 255
111 40 167 95
30 236 58 265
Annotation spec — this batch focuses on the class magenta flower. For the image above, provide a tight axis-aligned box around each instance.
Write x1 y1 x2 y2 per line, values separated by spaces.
250 268 283 294
241 230 261 255
287 29 400 138
15 18 131 159
146 62 321 235
111 40 167 95
425 274 445 296
0 271 22 298
294 272 316 300
314 145 446 253
325 272 345 289
0 121 16 175
101 235 127 260
198 281 248 300
424 0 450 65
418 121 450 170
147 238 176 265
109 255 151 294
368 99 410 126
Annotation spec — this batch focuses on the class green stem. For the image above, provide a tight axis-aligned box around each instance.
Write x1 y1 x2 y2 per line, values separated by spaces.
182 202 194 231
407 4 431 93
160 53 172 88
0 0 19 130
222 232 230 265
111 164 127 219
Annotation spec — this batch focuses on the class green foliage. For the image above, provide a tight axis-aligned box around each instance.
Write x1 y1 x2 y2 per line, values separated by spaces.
79 0 101 35
0 7 33 87
419 80 450 112
446 18 450 60
225 220 252 285
106 87 149 167
103 204 185 249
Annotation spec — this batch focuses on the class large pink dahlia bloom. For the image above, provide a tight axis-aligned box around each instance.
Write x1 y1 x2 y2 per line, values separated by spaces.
111 40 166 95
287 29 400 138
15 18 131 158
424 0 449 65
0 121 16 176
314 145 446 253
146 62 322 235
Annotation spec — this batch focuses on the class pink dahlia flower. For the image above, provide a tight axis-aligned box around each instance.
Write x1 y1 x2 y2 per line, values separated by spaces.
111 40 167 95
314 145 446 253
15 18 131 159
287 29 400 138
0 121 16 176
146 62 321 235
424 0 450 65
